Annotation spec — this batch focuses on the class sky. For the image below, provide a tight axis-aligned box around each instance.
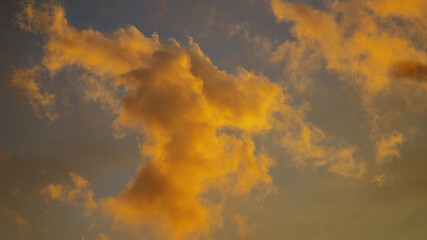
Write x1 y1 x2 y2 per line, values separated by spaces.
0 0 427 239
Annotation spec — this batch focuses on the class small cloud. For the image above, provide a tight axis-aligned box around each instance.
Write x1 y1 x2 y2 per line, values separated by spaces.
11 66 59 123
234 214 255 238
376 132 405 164
370 174 387 187
227 22 249 38
279 105 366 178
97 233 112 240
41 172 97 215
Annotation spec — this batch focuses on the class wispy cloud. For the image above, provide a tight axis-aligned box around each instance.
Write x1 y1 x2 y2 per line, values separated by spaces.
12 66 59 122
270 0 427 169
0 206 29 232
376 132 405 164
41 172 97 215
277 103 366 178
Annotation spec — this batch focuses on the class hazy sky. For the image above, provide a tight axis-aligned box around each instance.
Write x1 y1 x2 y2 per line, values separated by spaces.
1 0 427 239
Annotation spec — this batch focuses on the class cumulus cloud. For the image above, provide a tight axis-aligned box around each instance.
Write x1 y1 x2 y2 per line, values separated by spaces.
18 3 282 239
101 42 282 238
18 2 370 239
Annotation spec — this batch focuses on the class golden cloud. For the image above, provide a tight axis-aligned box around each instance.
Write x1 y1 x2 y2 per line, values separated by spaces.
271 0 427 97
12 66 59 122
367 0 427 18
390 61 427 81
18 3 283 239
370 174 386 187
277 103 366 178
96 233 112 240
18 2 373 238
270 0 427 169
41 172 97 215
376 132 405 164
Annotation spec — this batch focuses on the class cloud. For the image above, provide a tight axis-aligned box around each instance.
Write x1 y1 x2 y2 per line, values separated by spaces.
18 3 282 239
80 223 112 240
370 174 386 187
97 233 112 240
17 2 373 238
41 172 97 215
277 103 366 178
390 61 427 81
376 132 405 164
227 22 248 38
271 0 427 96
12 66 59 122
101 41 281 239
366 0 427 18
270 0 427 167
0 206 28 232
233 214 254 238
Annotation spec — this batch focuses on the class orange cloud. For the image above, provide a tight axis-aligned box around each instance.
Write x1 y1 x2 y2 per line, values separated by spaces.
271 0 427 96
278 104 366 178
376 132 404 164
370 174 386 187
19 2 375 238
390 61 427 81
102 41 280 239
367 0 427 18
19 3 282 239
233 214 254 238
271 0 427 102
0 206 28 232
12 66 59 122
96 233 112 240
270 0 427 169
41 172 97 215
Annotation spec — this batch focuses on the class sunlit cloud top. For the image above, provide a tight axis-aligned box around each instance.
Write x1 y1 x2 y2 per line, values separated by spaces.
1 0 427 239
